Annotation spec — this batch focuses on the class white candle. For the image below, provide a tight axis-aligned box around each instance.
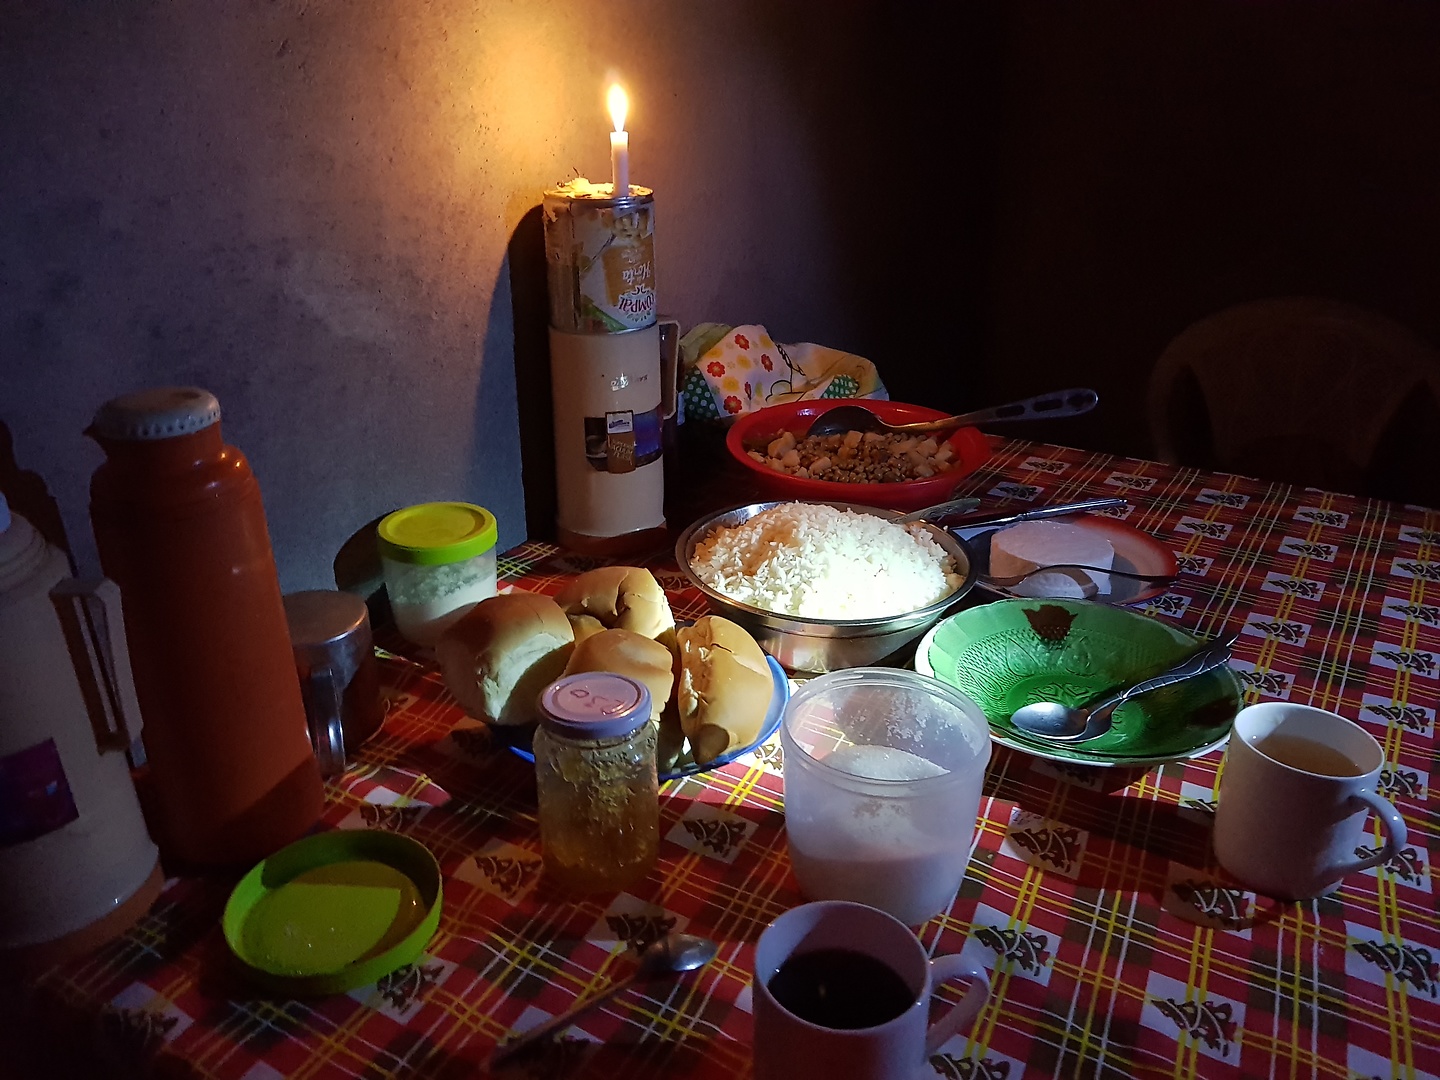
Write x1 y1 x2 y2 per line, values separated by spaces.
607 83 630 196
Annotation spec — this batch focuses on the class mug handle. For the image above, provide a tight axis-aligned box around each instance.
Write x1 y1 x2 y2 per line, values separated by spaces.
304 665 348 778
1329 790 1409 877
923 953 991 1055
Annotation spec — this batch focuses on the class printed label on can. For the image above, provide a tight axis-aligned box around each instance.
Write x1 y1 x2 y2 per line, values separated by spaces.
544 189 657 333
0 737 79 848
601 240 656 325
583 406 662 473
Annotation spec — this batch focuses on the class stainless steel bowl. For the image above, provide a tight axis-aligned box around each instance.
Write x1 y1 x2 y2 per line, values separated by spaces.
674 500 977 674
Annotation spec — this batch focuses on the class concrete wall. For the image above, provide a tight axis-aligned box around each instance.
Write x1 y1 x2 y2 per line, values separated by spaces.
2 0 936 590
4 2 1438 591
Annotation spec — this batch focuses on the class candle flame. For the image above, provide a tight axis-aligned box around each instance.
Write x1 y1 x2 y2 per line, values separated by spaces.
607 84 628 134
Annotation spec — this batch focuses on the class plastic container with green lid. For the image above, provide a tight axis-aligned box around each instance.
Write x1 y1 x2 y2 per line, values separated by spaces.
377 502 498 646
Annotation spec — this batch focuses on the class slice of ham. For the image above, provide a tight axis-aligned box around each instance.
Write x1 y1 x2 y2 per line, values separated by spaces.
989 520 1115 598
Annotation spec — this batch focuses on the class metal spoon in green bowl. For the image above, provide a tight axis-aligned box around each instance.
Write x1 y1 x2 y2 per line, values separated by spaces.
1009 633 1239 742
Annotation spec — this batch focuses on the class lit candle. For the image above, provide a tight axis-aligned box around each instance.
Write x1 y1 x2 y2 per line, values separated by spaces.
608 83 630 197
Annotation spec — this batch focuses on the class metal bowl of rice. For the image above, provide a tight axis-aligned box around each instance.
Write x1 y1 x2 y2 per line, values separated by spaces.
674 500 977 674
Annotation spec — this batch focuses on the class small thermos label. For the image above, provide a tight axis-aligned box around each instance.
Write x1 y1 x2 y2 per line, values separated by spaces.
0 738 79 848
584 407 662 474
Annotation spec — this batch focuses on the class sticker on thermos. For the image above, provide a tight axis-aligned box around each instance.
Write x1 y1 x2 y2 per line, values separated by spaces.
583 406 662 474
0 738 79 847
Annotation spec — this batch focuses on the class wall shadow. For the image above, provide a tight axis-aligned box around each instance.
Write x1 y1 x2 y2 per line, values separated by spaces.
506 205 557 544
749 0 1440 493
745 1 1008 415
0 419 71 558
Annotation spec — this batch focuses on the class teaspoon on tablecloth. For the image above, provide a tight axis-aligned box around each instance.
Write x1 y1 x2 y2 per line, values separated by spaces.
489 932 718 1066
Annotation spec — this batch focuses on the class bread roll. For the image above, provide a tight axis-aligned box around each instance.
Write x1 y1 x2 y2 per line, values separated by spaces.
676 616 773 765
567 613 608 646
554 566 676 648
436 591 574 726
562 627 674 722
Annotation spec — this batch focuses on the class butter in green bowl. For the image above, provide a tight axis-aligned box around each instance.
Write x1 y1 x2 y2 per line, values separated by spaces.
914 598 1242 767
222 829 442 996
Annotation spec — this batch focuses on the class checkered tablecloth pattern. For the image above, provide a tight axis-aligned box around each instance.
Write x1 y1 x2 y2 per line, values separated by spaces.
17 440 1439 1080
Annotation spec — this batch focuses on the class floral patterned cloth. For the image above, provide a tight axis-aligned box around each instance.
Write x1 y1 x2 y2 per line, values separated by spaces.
678 322 887 422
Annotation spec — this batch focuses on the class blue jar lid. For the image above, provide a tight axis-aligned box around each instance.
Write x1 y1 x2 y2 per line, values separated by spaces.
539 673 651 740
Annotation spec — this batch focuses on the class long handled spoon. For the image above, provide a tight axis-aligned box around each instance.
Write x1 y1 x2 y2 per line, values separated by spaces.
1008 633 1239 742
490 932 718 1067
803 388 1099 439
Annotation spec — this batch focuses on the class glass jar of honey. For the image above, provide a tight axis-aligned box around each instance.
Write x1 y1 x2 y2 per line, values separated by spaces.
533 672 659 893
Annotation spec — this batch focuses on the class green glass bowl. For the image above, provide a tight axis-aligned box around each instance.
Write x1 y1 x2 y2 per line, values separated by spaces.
222 830 442 996
914 599 1242 766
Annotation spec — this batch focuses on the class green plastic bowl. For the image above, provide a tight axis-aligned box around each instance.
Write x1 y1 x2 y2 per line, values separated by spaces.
915 598 1242 766
222 830 442 996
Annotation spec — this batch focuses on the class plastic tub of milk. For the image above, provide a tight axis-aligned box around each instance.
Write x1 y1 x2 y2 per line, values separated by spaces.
780 668 991 926
377 502 497 647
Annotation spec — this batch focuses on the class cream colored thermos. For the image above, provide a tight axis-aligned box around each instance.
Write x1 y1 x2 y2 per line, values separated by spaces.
0 494 162 967
548 324 678 550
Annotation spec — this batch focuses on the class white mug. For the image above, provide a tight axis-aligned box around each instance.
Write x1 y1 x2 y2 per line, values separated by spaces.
752 900 990 1080
1213 702 1409 899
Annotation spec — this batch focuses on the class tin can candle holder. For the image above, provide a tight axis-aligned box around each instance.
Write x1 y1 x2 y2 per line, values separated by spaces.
543 180 657 334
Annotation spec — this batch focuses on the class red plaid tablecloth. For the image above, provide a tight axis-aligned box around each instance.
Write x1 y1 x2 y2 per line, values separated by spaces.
15 440 1439 1080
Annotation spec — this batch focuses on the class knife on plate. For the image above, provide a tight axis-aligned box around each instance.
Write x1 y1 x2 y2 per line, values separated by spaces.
945 497 1129 539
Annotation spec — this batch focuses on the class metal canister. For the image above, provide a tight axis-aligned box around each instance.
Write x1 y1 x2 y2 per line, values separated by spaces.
282 590 384 777
543 180 657 333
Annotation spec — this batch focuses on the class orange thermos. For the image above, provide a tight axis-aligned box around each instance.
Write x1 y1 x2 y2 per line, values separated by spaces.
87 387 323 868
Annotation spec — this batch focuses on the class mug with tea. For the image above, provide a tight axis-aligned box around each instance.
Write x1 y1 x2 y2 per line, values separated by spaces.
751 900 990 1080
1212 702 1409 899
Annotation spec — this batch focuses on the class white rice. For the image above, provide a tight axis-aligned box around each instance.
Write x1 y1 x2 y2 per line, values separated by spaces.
690 502 961 620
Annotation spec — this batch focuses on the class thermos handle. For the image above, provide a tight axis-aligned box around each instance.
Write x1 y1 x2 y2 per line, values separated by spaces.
49 578 144 756
304 664 349 778
658 316 681 421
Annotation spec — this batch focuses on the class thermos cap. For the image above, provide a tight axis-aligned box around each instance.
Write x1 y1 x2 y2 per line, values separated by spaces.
377 502 498 566
91 387 222 441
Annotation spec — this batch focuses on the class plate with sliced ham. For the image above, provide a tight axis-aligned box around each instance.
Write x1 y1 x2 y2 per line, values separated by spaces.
961 514 1177 606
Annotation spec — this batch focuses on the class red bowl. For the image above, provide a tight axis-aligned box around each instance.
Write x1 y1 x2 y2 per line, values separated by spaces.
724 400 994 512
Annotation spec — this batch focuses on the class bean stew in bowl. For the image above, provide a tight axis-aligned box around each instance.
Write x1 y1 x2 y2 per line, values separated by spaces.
724 400 993 513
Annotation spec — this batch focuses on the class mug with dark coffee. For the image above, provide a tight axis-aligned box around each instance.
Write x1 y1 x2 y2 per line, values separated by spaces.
751 900 990 1080
1212 702 1409 899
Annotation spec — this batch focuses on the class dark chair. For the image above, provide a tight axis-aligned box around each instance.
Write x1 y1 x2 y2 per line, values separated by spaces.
1147 297 1440 508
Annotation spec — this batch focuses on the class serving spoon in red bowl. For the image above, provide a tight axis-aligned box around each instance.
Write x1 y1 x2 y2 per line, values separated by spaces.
803 388 1099 439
